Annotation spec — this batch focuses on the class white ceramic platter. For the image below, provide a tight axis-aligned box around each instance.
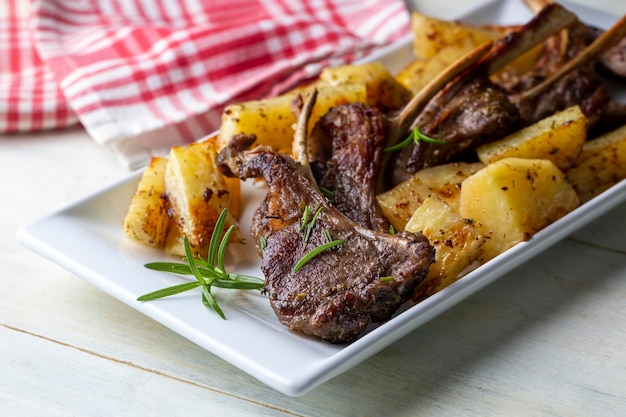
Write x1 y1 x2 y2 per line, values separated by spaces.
17 0 626 397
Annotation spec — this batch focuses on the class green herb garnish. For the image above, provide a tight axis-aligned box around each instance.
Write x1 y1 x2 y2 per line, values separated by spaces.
319 186 334 202
384 125 445 152
137 209 265 319
300 204 323 243
293 231 345 274
323 228 333 243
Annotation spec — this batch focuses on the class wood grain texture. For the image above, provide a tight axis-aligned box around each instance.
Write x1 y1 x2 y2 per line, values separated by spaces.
2 1 626 415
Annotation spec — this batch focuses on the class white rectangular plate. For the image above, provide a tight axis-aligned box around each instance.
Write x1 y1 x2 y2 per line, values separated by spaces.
17 0 626 397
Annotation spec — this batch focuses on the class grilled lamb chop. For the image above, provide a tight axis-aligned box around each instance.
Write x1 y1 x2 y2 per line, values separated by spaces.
305 100 389 232
501 7 626 128
524 0 626 78
387 3 578 185
218 91 435 344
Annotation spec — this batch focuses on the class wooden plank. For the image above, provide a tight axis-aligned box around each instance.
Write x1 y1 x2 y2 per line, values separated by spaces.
4 214 625 415
0 325 297 417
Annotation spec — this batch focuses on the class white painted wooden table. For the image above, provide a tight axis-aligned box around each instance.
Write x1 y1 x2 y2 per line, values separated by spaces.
2 0 626 415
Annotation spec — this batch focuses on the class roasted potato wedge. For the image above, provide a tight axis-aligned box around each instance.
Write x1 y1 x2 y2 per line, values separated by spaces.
476 105 587 171
164 138 241 255
319 62 411 111
376 162 485 231
566 124 626 203
410 11 500 60
217 83 367 153
395 48 473 95
402 12 543 94
460 158 580 262
405 195 484 302
123 156 171 248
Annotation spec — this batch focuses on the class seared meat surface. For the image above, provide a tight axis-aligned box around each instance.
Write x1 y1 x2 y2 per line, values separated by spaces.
495 11 626 131
497 22 612 127
387 4 626 184
389 74 520 185
218 140 434 344
386 4 577 185
307 102 389 232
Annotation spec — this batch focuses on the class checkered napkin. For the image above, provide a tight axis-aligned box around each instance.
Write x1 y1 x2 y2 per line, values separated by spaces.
2 0 410 169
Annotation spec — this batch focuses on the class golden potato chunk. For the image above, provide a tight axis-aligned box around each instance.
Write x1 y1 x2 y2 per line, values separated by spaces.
122 156 170 248
566 124 626 203
402 12 543 94
405 195 484 302
410 11 499 60
476 105 587 171
164 138 241 255
395 49 469 95
460 158 580 262
217 83 366 153
377 162 485 231
319 62 411 110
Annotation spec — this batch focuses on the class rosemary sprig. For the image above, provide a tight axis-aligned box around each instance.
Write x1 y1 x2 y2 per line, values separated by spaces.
319 186 334 202
384 125 445 152
137 209 265 319
300 204 323 243
293 230 345 273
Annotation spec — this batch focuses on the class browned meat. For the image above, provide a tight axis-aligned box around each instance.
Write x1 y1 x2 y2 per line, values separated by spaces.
307 102 389 232
389 74 520 185
523 0 626 78
497 21 612 126
217 139 434 344
386 3 578 185
508 0 626 130
513 65 610 126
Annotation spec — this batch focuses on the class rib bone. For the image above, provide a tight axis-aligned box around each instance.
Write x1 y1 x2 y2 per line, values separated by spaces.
385 3 579 184
385 3 578 148
512 14 626 103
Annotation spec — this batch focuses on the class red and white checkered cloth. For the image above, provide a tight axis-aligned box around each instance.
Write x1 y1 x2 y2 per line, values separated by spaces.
2 0 410 168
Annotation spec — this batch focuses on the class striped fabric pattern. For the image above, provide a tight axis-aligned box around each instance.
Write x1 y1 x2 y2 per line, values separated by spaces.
3 0 410 168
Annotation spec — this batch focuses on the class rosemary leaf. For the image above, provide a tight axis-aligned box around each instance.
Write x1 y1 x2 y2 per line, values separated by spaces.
183 236 206 285
217 224 236 274
384 126 445 152
144 262 221 280
202 286 225 319
383 134 413 152
319 186 334 202
225 273 265 285
213 279 265 290
208 208 228 266
299 205 311 234
303 205 323 243
137 281 202 301
416 128 446 144
293 239 345 273
138 208 264 320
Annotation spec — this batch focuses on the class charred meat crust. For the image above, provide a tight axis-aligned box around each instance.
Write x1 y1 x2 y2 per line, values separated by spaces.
308 103 389 232
217 142 435 344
